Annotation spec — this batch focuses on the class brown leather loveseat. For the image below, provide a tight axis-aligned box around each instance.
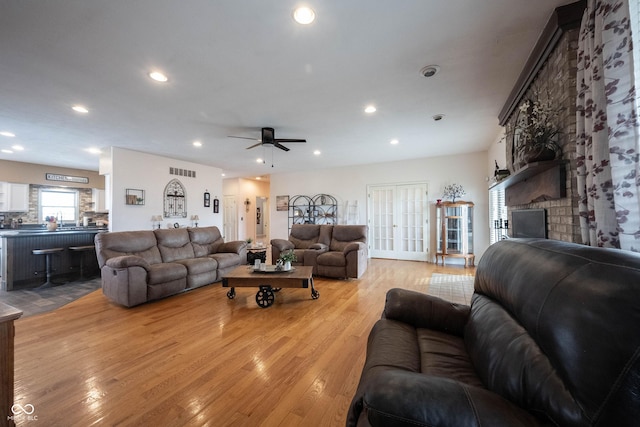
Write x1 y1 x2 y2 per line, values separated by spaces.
95 226 246 307
347 239 640 426
271 224 368 278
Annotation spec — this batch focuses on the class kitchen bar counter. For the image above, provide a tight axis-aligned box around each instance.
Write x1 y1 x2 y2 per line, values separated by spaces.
0 228 106 290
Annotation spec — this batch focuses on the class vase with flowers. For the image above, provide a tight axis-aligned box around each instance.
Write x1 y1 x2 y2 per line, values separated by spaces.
45 216 58 231
443 183 465 203
511 90 562 169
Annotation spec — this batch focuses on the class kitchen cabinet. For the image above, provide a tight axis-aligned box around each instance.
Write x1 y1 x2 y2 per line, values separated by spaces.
436 201 475 267
92 189 107 212
0 182 29 212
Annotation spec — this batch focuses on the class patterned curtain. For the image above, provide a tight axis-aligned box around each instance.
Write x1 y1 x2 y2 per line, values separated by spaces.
576 0 640 251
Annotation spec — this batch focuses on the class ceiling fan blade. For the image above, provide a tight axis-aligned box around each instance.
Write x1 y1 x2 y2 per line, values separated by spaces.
245 142 263 150
274 138 306 143
228 135 260 141
274 142 291 152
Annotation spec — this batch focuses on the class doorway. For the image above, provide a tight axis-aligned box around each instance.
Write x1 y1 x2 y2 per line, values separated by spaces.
255 196 268 242
223 195 237 241
367 183 429 261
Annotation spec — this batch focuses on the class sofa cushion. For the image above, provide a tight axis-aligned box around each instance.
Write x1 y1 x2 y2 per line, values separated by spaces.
188 226 223 257
155 228 195 262
289 224 322 249
467 239 640 426
316 251 346 266
175 257 218 276
147 262 187 285
95 230 162 266
417 328 483 388
329 225 367 251
210 252 241 269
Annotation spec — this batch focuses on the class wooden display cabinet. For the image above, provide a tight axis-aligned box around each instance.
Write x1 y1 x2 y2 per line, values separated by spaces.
436 201 475 267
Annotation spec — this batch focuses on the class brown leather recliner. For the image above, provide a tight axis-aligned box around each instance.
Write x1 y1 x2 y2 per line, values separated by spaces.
347 239 640 426
316 225 368 279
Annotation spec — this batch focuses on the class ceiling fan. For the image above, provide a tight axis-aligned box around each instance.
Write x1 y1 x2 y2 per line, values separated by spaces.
228 127 306 151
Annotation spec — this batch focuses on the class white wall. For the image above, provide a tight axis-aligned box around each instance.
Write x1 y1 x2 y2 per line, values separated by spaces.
269 151 490 262
106 147 223 231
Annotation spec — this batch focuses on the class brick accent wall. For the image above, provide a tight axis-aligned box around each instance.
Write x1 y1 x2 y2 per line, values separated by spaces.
503 28 583 243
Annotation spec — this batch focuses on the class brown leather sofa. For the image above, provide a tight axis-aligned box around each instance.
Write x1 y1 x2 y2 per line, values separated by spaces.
347 239 640 426
95 226 246 307
271 224 368 278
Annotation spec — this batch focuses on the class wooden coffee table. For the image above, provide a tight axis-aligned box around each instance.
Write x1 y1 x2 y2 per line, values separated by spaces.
222 265 318 308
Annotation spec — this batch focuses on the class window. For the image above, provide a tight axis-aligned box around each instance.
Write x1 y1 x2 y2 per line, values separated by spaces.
489 187 508 244
40 189 79 223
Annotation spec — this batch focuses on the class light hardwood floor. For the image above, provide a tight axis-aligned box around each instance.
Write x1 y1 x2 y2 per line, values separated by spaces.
13 259 474 426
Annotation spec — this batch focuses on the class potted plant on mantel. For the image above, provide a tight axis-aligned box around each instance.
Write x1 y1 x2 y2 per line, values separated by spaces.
511 90 562 169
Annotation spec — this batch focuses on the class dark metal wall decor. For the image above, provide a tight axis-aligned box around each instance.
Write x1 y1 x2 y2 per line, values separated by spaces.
287 194 337 231
163 179 187 218
213 198 219 213
204 191 210 207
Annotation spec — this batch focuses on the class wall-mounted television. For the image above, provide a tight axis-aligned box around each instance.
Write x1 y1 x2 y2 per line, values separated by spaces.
511 208 547 238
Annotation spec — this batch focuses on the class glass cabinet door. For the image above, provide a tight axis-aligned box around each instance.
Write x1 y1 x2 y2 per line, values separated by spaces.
436 201 474 264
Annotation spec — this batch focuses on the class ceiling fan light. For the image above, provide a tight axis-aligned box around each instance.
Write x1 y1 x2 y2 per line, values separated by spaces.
293 7 315 24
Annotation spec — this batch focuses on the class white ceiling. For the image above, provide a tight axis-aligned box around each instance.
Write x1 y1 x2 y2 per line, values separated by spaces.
0 0 574 179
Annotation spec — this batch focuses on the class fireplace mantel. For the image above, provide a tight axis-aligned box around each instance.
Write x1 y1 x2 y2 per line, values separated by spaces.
490 160 567 206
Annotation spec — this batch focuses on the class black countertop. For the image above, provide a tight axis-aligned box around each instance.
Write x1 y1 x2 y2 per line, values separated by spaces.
0 227 107 237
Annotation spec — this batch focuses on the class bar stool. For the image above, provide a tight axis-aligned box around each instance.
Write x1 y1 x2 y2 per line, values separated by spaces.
32 247 64 288
68 245 96 281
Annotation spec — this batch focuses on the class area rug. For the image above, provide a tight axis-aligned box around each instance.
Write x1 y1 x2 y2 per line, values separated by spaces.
0 277 101 318
428 273 475 305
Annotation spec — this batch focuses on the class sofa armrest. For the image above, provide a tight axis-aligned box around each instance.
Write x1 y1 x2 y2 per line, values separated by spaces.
343 241 366 254
309 243 329 251
271 239 294 252
105 255 151 271
356 370 537 427
218 240 247 255
383 288 470 336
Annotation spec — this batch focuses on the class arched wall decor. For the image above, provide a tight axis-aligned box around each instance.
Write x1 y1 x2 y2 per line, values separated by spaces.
163 178 188 218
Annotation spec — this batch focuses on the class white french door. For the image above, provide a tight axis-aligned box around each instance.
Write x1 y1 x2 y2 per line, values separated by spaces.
368 183 429 261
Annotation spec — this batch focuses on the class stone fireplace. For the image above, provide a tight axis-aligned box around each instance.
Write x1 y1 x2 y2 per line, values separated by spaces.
496 0 586 243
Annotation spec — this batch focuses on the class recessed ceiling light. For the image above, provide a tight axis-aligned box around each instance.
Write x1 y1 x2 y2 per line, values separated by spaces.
1 149 13 154
0 131 15 137
364 105 377 114
313 150 321 155
86 147 102 154
256 158 264 163
72 105 89 114
293 7 315 24
420 65 441 78
221 173 226 177
193 141 202 147
11 145 24 151
149 71 168 82
256 177 261 180
390 139 399 145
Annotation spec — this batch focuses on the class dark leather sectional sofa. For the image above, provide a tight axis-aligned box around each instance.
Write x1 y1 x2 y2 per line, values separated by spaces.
348 238 640 426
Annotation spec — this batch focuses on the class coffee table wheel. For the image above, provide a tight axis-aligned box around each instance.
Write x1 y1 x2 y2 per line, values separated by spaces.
311 289 320 299
256 286 275 308
227 288 236 299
